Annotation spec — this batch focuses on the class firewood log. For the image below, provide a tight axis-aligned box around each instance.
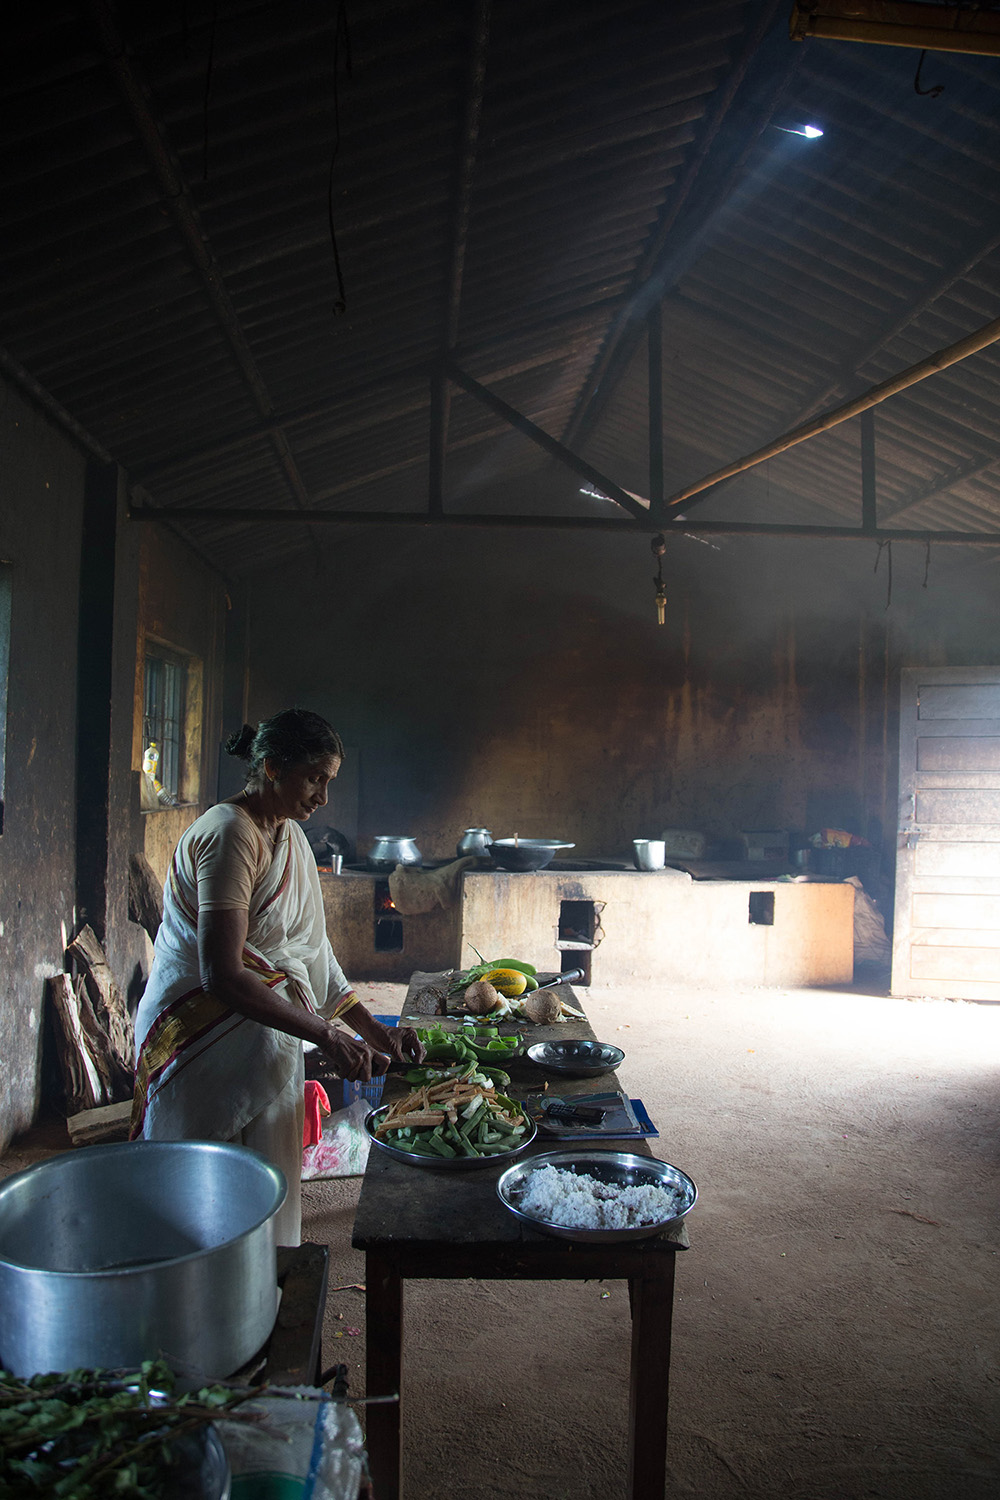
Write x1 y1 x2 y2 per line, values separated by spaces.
47 974 106 1114
66 925 135 1098
128 851 163 942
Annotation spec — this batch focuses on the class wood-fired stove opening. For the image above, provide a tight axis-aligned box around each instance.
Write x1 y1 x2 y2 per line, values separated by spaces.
748 890 775 926
556 898 603 986
374 879 404 951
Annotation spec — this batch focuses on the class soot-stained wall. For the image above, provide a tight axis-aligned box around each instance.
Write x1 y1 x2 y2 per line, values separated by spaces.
0 384 87 1147
246 524 998 889
0 378 229 1149
135 526 228 890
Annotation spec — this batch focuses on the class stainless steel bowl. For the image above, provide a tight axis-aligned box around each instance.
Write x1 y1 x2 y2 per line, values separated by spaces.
160 1422 232 1500
0 1141 285 1379
7 1380 232 1500
365 1105 536 1170
497 1149 697 1242
526 1040 625 1077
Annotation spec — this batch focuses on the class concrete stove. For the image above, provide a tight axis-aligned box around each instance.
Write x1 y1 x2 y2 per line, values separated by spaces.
319 864 855 988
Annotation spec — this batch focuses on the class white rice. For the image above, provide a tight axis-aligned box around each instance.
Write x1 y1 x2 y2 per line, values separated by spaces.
515 1163 686 1230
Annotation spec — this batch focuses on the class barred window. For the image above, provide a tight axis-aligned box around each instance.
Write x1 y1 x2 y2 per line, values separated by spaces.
143 646 187 800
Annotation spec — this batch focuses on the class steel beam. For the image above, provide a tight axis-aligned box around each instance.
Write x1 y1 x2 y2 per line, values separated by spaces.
126 503 1000 545
860 409 877 533
648 308 665 526
444 362 649 521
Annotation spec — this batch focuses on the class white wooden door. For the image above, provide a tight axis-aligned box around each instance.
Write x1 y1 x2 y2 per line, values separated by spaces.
892 666 1000 1000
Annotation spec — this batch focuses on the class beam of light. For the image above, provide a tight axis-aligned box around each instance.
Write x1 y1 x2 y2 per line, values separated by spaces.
775 123 824 138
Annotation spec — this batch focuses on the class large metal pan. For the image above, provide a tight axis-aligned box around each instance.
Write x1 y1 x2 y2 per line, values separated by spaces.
0 1140 285 1379
488 839 575 871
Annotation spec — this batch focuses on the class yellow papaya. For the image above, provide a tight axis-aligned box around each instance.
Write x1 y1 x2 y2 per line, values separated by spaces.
481 967 528 998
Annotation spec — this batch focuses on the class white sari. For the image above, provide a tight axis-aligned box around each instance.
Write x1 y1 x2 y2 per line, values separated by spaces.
131 810 351 1144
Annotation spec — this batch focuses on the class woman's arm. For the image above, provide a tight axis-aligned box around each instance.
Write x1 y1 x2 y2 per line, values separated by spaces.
198 907 386 1081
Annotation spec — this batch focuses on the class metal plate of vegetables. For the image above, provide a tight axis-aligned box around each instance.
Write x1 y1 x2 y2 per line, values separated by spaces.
365 1076 536 1169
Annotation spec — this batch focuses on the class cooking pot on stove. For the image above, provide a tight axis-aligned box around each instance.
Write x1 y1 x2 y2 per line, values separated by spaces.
369 835 422 869
0 1140 285 1379
456 827 493 858
489 838 575 871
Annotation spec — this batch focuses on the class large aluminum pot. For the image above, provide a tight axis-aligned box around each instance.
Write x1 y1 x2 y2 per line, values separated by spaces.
368 834 422 869
0 1140 285 1379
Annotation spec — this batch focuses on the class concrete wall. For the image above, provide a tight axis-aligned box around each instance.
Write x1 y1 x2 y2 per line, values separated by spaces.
246 523 1000 901
0 375 230 1148
135 526 228 888
0 384 88 1146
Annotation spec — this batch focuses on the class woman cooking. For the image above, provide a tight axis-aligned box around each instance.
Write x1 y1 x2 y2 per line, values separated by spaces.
131 708 424 1245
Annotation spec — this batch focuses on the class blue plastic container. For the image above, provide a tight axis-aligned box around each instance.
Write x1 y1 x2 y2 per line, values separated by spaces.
340 1014 397 1109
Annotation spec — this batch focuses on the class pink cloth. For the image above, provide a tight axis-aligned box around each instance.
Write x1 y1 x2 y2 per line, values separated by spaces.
303 1080 331 1148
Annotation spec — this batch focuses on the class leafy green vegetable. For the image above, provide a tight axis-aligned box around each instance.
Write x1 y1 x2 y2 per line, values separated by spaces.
0 1361 261 1499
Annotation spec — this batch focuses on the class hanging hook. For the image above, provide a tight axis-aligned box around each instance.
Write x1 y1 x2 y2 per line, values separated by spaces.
651 534 666 625
914 50 944 99
874 539 893 610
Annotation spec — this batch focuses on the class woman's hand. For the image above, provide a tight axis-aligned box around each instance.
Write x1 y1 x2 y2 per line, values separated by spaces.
367 1020 426 1067
318 1025 389 1082
337 998 427 1067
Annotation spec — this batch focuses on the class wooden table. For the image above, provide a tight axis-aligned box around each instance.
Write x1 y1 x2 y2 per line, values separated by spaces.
352 981 689 1499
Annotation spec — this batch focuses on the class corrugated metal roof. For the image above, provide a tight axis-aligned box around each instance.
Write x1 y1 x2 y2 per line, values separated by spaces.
5 1 1000 574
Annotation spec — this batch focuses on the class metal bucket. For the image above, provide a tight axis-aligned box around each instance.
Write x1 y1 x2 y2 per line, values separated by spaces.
0 1140 286 1379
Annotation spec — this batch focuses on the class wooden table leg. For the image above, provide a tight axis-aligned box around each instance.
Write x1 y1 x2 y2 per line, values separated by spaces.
365 1251 403 1500
626 1255 676 1500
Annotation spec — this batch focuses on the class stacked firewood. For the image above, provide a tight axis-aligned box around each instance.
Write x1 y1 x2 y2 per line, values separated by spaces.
47 925 136 1142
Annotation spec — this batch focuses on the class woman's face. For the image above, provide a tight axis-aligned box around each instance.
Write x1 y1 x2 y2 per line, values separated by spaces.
266 754 341 822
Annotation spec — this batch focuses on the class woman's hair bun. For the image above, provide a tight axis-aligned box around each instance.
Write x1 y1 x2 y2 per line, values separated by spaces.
226 709 344 775
224 723 256 760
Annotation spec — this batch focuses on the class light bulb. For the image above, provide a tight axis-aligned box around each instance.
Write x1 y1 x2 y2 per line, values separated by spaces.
774 123 824 139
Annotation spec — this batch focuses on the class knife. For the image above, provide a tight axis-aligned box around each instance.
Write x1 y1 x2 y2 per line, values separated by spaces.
543 1100 607 1124
533 968 585 990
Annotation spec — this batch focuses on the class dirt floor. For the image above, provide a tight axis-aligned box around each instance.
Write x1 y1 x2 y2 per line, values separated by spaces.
4 973 999 1499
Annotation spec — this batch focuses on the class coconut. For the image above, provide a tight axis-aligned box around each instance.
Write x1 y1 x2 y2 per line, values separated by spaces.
521 989 561 1025
465 979 501 1015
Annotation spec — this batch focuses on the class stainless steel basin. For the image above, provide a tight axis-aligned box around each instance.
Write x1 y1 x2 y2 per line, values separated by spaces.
0 1140 285 1378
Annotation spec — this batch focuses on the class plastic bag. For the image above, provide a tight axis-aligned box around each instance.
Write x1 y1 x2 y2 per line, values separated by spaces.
301 1099 372 1179
215 1386 366 1499
846 875 891 966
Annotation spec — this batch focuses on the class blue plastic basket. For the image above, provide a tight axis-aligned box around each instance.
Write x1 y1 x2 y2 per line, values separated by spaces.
339 1014 397 1110
340 1076 387 1110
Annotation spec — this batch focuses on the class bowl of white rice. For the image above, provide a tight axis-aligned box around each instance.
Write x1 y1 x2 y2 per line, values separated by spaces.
496 1149 697 1243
